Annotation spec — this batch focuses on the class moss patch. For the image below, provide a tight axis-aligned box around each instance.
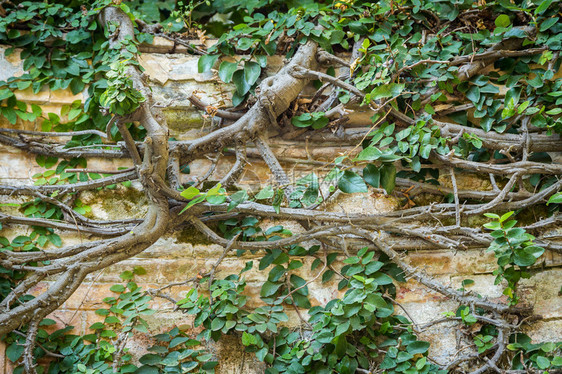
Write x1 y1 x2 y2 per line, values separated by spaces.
175 225 214 246
163 108 204 131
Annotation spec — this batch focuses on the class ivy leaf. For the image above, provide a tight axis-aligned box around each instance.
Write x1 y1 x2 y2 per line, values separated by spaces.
179 196 205 214
218 61 238 83
180 186 200 200
380 164 396 194
540 17 558 32
211 318 225 331
356 146 382 161
370 83 404 101
180 164 190 174
547 192 562 205
291 293 311 309
198 54 219 73
228 190 248 211
334 335 347 358
407 341 430 355
338 171 367 193
244 61 261 86
169 336 189 348
136 365 160 373
2 107 17 124
513 248 538 267
232 70 251 95
291 113 313 127
206 185 226 205
237 38 255 51
242 331 257 346
110 284 125 292
495 14 511 28
6 343 24 362
260 281 282 297
256 186 274 200
536 356 551 369
255 347 268 361
0 89 14 101
104 316 120 324
466 86 480 103
302 184 319 206
535 0 553 15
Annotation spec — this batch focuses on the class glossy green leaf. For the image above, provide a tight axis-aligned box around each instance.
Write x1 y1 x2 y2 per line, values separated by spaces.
244 61 261 86
338 171 367 193
218 61 238 83
198 54 219 73
380 163 396 194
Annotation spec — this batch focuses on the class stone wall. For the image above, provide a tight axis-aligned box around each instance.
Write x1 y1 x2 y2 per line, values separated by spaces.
0 38 561 373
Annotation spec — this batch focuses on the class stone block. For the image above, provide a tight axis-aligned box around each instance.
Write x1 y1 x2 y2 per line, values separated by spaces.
406 249 497 276
0 47 24 81
523 319 562 343
14 87 50 104
49 88 83 105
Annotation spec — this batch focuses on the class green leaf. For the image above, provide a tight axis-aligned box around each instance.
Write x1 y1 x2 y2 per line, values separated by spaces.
365 293 387 310
244 61 261 86
311 115 329 129
416 357 427 370
232 69 251 95
466 86 480 103
540 17 559 32
260 281 282 297
0 89 14 101
336 320 350 336
237 38 255 51
268 265 286 282
407 341 430 355
134 266 147 275
206 188 226 205
536 356 550 369
292 113 313 128
292 293 311 308
363 164 380 187
255 347 268 361
120 270 134 280
495 14 511 28
211 318 226 331
110 284 126 293
335 335 347 358
6 343 24 362
90 322 105 330
3 107 16 124
136 365 160 373
104 316 120 324
218 61 238 83
535 0 553 15
180 186 200 200
198 54 219 73
69 78 85 95
513 248 537 267
380 163 396 194
548 192 562 205
338 170 368 193
370 83 404 101
241 331 257 346
169 336 189 348
256 186 274 200
356 146 382 161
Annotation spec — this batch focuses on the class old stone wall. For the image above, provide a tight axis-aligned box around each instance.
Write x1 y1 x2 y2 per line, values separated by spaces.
0 38 561 373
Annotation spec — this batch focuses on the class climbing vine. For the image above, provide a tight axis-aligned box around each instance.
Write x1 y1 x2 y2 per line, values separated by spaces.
0 0 561 373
